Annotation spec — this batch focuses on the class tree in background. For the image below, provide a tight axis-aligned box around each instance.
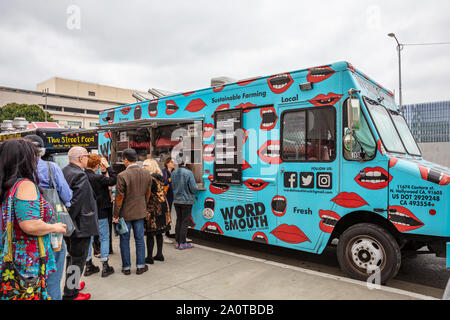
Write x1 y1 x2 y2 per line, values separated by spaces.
0 103 54 122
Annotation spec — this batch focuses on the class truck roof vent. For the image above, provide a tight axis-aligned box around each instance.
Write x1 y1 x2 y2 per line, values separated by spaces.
12 117 29 131
210 76 236 87
1 120 14 132
147 88 177 98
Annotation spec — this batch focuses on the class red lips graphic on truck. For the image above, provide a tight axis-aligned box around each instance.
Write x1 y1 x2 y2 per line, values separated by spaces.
271 224 310 244
252 232 268 244
388 205 424 232
208 175 230 194
148 99 158 117
234 102 255 113
355 167 392 190
319 210 341 234
308 93 343 107
306 66 335 83
203 123 214 139
185 98 207 113
418 165 450 186
165 100 179 115
243 179 269 191
267 73 293 94
257 140 282 164
331 192 368 208
203 144 214 162
134 105 142 120
120 106 131 115
212 104 230 119
271 195 287 217
201 222 224 235
260 107 278 131
236 77 259 86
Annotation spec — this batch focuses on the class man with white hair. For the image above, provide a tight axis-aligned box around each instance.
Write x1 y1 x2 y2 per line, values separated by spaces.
62 146 99 300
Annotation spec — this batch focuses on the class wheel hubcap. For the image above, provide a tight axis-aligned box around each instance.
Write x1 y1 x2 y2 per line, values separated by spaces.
350 238 384 271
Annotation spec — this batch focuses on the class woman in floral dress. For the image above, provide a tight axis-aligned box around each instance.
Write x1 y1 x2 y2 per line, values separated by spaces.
0 139 67 300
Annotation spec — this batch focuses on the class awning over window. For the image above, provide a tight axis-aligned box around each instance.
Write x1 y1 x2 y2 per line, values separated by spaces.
62 117 204 135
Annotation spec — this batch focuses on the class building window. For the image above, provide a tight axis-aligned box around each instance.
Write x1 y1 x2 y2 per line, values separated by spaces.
46 105 63 112
86 109 100 115
89 122 99 127
64 107 85 114
88 91 96 96
67 121 82 127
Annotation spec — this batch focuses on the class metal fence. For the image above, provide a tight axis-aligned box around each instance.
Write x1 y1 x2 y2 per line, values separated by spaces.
402 100 450 143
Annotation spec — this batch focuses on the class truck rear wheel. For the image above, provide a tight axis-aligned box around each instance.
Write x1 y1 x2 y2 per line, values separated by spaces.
336 223 401 284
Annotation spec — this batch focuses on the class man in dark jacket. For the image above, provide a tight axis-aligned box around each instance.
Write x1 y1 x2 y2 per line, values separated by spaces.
62 146 99 300
113 148 153 275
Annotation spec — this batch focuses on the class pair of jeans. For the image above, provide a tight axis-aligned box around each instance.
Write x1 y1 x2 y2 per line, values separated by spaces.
62 236 91 300
86 236 94 261
98 218 110 262
119 219 146 270
86 219 110 262
174 204 192 244
47 240 67 300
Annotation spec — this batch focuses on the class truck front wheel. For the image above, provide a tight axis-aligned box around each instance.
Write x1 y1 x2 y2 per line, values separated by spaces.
336 223 401 285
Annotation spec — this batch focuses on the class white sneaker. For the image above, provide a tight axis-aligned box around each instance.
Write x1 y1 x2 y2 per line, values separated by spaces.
186 237 192 243
163 235 173 244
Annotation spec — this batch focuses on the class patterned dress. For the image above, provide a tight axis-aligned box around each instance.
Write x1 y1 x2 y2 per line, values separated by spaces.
0 180 56 279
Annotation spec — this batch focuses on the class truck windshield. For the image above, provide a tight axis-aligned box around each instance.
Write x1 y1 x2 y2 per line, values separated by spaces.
390 112 421 156
364 97 406 154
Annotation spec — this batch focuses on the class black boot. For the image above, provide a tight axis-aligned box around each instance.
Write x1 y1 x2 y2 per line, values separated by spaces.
84 259 100 277
101 260 115 278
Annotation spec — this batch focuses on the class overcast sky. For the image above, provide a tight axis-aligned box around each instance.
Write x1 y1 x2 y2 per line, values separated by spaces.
1 0 449 105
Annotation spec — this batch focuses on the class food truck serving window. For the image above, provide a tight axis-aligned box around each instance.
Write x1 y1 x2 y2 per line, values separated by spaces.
213 109 243 184
281 106 336 162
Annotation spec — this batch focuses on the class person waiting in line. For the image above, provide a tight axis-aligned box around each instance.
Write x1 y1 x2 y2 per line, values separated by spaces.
113 148 153 275
23 135 73 300
171 154 197 250
162 157 175 243
0 139 67 300
142 159 171 264
62 147 99 300
85 154 117 278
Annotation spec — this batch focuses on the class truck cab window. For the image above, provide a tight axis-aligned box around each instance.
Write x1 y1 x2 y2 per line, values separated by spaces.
281 107 336 162
343 99 376 161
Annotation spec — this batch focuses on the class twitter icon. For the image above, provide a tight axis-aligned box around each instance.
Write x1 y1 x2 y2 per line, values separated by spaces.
300 172 314 188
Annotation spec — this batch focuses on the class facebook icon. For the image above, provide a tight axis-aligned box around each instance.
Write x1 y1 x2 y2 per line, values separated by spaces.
284 172 298 188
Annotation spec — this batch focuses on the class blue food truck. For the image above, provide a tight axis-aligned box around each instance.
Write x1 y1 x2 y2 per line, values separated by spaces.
97 61 449 283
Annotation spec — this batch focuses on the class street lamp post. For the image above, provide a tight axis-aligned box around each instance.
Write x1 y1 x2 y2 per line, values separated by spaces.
42 88 48 122
388 33 404 112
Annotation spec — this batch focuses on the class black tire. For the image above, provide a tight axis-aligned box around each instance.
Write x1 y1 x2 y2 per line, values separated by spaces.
336 223 401 285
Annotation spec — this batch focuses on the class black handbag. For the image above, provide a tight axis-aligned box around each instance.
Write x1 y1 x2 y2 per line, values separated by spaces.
0 181 50 300
43 162 75 237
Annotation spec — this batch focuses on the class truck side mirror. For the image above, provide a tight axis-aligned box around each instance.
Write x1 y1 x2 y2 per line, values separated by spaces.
347 98 361 130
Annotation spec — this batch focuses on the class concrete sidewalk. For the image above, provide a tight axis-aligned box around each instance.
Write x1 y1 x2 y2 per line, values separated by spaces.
74 236 436 300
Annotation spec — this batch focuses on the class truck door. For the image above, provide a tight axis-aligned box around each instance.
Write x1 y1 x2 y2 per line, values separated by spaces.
340 97 388 221
276 103 339 252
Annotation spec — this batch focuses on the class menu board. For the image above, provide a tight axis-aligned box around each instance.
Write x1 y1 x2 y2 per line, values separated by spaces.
213 109 243 184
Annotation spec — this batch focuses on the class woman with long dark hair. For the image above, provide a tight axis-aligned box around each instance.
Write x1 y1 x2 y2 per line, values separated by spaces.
0 139 67 300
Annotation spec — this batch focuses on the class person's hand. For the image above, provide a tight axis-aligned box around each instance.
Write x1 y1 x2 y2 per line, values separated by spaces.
113 217 119 224
101 157 110 169
53 223 67 235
